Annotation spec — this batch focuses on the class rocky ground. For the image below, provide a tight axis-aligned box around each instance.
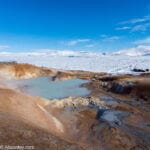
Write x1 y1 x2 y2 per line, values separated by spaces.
0 62 149 150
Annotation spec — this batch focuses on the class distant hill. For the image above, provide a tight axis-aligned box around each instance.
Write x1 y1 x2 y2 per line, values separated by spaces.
113 45 150 56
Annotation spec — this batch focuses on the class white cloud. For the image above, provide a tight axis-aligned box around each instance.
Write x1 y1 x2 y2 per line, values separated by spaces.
116 15 150 32
85 44 96 48
119 15 150 25
66 39 91 46
102 36 121 42
134 37 150 44
131 23 150 32
115 26 131 30
100 34 108 38
0 45 10 50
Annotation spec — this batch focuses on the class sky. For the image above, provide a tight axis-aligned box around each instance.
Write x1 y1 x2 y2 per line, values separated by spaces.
0 0 150 52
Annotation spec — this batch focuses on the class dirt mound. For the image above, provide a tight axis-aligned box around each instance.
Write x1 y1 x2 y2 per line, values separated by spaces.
0 88 84 149
0 63 54 79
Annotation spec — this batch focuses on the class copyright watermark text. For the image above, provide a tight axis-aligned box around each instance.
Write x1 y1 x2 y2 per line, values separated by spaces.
0 145 34 150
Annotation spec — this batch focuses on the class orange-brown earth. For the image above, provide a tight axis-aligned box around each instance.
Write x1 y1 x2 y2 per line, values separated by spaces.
0 62 150 150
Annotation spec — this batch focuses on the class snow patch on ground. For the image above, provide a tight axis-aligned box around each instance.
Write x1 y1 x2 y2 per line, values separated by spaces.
0 49 149 74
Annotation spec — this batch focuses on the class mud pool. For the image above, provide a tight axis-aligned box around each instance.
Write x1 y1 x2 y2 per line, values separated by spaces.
14 77 90 99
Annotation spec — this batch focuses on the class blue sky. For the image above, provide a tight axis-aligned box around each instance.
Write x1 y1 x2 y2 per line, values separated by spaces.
0 0 150 52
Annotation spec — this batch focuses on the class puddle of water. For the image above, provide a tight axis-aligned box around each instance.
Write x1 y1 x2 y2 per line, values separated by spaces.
101 110 121 122
100 96 118 106
13 77 90 99
97 109 129 125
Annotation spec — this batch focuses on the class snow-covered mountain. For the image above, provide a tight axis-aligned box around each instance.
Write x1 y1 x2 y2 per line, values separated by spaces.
113 45 150 56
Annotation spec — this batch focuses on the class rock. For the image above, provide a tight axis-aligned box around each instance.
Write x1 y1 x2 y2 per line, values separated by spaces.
110 82 134 94
132 68 149 72
52 71 75 81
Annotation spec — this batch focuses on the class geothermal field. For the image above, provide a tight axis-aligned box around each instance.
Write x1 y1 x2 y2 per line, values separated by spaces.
0 62 149 150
